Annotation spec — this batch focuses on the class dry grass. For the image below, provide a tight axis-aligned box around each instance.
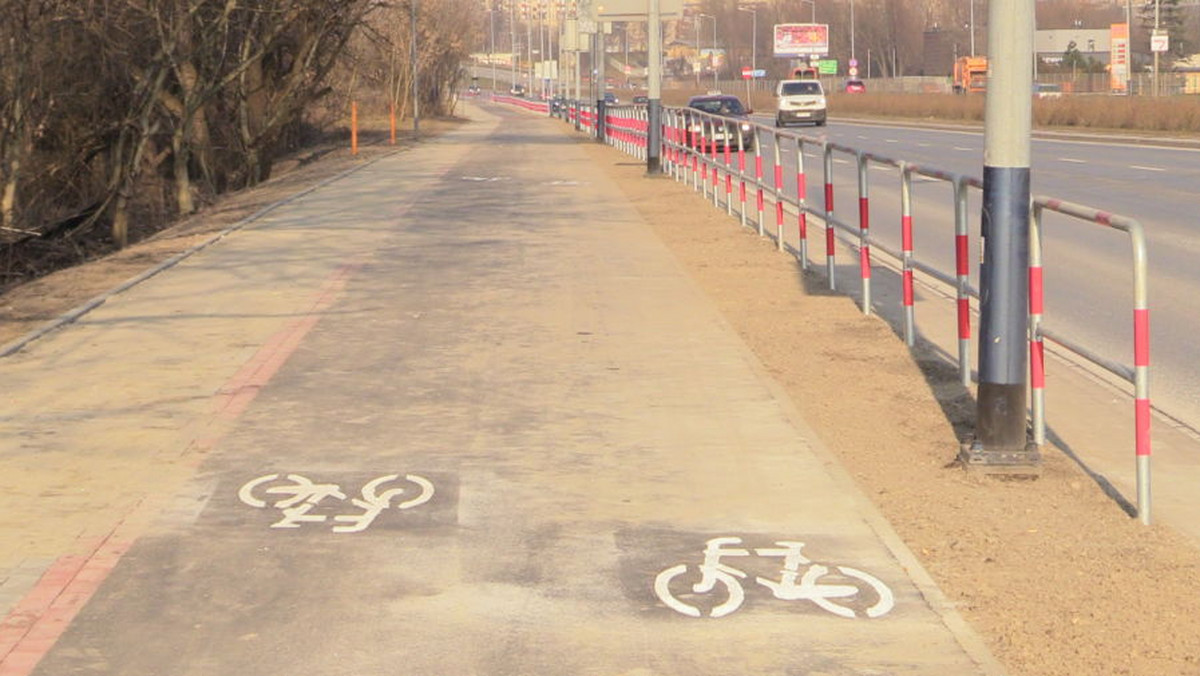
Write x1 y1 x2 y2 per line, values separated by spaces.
826 92 1200 136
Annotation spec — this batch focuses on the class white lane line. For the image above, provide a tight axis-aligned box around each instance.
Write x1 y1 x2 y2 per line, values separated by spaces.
918 142 931 147
1059 158 1086 164
953 146 973 151
1130 164 1166 172
857 135 869 139
833 158 851 164
886 139 899 143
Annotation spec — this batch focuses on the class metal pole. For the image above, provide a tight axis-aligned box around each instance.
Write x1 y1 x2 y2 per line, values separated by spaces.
850 0 856 61
511 1 517 88
964 0 1039 467
1153 0 1161 96
970 0 976 56
695 19 701 89
490 7 497 92
647 0 663 174
900 164 915 345
856 151 871 315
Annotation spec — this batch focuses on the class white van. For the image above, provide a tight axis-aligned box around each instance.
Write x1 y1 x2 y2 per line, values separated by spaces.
774 79 826 127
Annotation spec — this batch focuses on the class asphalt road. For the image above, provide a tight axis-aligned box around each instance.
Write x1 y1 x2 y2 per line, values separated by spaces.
746 118 1200 434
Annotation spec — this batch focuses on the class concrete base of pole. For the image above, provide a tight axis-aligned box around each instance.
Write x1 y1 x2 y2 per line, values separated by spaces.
646 101 662 176
960 381 1042 474
958 440 1042 477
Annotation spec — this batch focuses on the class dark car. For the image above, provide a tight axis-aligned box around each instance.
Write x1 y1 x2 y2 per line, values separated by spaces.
684 94 756 151
632 94 649 105
509 83 526 98
603 91 619 105
844 79 866 93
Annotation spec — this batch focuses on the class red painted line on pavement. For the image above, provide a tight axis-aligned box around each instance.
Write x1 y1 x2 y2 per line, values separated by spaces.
0 261 362 676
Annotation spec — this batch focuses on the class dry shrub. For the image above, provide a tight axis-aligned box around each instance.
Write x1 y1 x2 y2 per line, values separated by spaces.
834 91 1200 135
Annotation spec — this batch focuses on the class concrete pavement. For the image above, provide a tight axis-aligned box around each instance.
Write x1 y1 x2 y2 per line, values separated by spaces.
1 102 1003 675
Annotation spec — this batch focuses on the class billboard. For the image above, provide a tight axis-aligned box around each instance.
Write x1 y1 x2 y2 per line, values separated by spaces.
1110 23 1129 93
774 23 829 57
585 0 683 21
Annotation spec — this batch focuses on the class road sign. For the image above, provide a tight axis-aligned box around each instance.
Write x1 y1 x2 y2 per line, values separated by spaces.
849 58 858 67
742 67 753 79
849 66 859 77
1151 31 1169 53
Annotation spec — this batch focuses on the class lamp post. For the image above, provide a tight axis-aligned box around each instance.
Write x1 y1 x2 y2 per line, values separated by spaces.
737 6 756 100
695 17 701 87
699 13 717 88
850 0 856 61
489 5 497 91
799 0 816 23
510 0 517 89
968 0 976 56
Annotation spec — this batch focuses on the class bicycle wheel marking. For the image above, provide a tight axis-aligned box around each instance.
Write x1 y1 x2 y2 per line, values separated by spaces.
653 536 895 619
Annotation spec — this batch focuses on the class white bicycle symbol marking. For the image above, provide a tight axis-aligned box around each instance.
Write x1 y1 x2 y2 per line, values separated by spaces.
653 536 895 619
238 473 435 533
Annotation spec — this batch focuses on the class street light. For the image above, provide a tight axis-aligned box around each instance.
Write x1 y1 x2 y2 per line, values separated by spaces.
699 13 717 88
850 0 856 61
488 5 497 91
737 6 756 100
799 0 816 23
737 6 756 73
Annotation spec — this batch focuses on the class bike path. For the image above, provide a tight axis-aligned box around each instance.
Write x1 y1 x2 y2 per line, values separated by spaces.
1 103 1002 675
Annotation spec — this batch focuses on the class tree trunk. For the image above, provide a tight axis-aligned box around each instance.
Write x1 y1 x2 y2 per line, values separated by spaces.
172 125 194 214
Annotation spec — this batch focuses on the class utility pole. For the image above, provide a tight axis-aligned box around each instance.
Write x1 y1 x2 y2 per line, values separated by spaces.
510 0 517 89
647 0 663 174
489 4 497 92
961 0 1040 470
738 6 756 101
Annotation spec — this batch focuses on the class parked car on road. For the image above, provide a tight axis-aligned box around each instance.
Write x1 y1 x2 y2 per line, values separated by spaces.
632 95 649 105
1034 83 1063 99
684 93 756 151
509 83 526 98
603 91 619 105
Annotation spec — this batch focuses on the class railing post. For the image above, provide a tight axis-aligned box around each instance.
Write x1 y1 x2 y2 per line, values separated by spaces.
705 118 715 207
773 131 785 251
900 164 915 347
738 134 748 228
726 125 735 216
857 151 872 315
954 177 972 387
823 141 836 291
1029 203 1046 447
1130 219 1151 525
796 139 809 270
755 134 765 237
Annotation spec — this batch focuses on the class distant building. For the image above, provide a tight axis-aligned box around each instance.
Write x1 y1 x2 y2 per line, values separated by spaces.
1036 29 1111 65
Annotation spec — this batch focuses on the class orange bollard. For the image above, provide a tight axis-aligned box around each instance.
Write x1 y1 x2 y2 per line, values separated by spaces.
390 103 397 145
351 101 359 156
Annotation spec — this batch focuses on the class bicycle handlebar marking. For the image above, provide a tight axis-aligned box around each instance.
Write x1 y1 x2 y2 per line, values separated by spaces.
653 536 894 619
